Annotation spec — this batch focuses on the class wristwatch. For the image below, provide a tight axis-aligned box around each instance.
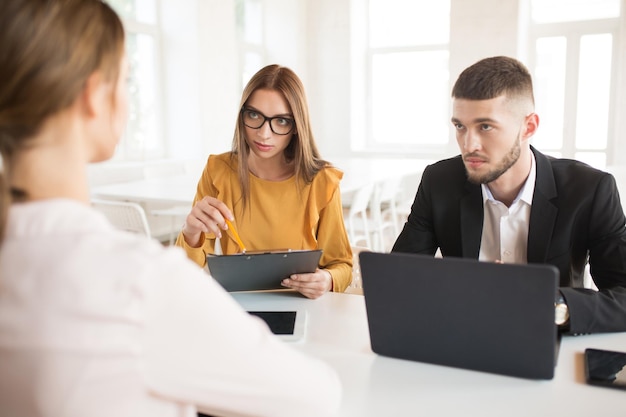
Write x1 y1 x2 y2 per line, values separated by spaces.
555 292 570 326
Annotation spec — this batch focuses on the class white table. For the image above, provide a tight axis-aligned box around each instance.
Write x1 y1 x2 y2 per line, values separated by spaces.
231 291 626 417
91 175 198 206
91 176 197 242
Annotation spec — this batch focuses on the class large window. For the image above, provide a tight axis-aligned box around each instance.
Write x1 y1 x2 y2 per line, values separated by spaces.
107 0 164 160
365 0 451 153
529 0 621 169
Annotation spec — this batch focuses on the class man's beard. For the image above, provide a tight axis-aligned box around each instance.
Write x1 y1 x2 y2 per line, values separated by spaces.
465 139 521 185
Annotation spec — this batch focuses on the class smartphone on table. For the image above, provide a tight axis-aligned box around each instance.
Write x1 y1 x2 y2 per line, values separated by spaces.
584 348 626 390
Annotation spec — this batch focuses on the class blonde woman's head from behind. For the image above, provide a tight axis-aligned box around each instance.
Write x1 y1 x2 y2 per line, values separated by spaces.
0 0 126 239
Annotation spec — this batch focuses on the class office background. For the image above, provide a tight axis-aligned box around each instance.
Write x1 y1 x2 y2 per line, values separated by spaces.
104 0 626 170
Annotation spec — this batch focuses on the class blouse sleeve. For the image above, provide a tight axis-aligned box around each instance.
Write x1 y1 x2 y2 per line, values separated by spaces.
174 156 219 267
142 249 342 417
314 168 353 292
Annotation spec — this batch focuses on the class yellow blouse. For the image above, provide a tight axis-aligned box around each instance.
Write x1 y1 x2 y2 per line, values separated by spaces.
175 152 353 292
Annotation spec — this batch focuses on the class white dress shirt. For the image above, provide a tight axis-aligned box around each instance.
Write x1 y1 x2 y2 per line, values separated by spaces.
479 154 536 264
0 199 341 417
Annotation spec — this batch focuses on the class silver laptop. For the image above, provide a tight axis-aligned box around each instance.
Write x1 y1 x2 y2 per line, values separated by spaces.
359 252 560 379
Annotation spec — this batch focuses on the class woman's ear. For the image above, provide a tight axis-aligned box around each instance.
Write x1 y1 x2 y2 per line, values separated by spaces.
79 71 107 119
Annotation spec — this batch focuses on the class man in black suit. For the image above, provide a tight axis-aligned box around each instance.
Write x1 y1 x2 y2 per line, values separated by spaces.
392 56 626 334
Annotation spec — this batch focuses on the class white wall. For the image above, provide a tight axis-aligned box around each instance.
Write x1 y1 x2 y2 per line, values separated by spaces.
152 0 626 167
264 0 308 75
449 0 523 80
304 0 353 157
159 0 354 160
161 0 240 160
197 0 241 157
446 0 523 155
160 0 202 158
160 0 311 161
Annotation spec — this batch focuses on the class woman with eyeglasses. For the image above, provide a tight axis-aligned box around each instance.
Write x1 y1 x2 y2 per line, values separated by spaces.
0 2 341 416
176 65 353 298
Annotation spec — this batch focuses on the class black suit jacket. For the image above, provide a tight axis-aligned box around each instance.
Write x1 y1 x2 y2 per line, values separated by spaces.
392 147 626 334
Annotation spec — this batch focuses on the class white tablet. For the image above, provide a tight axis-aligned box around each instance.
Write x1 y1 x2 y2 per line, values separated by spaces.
248 310 307 342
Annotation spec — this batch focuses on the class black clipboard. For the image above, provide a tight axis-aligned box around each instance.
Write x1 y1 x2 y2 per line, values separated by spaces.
206 249 323 292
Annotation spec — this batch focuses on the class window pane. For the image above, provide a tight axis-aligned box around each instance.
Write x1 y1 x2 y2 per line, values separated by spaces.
534 37 566 150
369 0 450 47
371 51 449 146
576 34 612 150
108 0 157 24
531 0 620 23
575 152 606 170
122 33 160 159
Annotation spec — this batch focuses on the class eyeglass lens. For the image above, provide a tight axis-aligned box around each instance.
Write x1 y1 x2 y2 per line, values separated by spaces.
242 109 294 135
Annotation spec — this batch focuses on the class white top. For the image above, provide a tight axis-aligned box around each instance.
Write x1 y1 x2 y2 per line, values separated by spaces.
479 153 536 263
0 199 341 417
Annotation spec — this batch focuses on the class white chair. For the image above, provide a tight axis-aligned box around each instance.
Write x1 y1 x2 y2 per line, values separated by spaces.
395 194 414 224
370 176 403 251
143 162 195 243
344 178 403 252
345 182 375 249
379 176 402 234
345 245 369 295
394 171 422 229
91 199 152 238
150 205 189 244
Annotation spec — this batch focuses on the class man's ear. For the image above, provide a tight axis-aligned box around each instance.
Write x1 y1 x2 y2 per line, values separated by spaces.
523 112 539 140
79 71 106 118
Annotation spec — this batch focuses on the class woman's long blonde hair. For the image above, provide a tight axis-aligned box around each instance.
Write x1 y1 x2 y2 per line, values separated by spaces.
231 64 329 212
0 0 125 241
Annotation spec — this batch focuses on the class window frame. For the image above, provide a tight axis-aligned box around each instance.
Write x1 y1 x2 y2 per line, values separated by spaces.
109 0 166 161
361 0 452 157
527 16 621 168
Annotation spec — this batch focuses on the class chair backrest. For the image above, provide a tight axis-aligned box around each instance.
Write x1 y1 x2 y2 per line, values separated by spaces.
345 245 369 295
349 182 375 215
347 183 375 249
377 176 403 206
374 176 403 235
366 176 403 251
91 199 152 238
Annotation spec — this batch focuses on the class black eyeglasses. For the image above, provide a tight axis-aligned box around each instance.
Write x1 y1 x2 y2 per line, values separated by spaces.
241 108 295 135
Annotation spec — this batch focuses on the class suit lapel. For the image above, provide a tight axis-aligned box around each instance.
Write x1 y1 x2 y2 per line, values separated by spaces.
527 147 558 263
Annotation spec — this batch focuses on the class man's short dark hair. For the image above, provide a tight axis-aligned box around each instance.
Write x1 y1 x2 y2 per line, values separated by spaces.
452 56 535 105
